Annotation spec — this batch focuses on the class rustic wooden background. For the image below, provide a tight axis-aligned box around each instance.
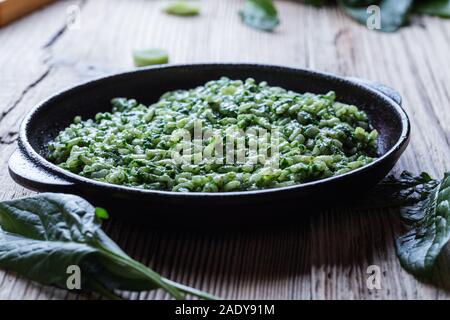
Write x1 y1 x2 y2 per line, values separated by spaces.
0 0 449 300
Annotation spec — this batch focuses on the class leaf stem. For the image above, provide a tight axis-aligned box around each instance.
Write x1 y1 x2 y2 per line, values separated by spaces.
98 247 185 300
97 245 217 300
162 278 220 300
89 281 123 300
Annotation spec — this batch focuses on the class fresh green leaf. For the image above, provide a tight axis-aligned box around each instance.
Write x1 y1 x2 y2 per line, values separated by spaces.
413 0 450 18
163 1 200 16
353 171 438 209
0 193 179 297
396 173 450 275
353 171 450 277
338 0 414 32
0 193 216 300
239 0 280 32
133 49 169 67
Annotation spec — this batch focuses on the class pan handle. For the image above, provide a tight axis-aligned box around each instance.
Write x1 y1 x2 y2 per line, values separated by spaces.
8 149 75 192
347 77 402 106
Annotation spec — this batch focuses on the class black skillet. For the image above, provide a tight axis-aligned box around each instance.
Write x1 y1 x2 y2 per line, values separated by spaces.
8 64 410 224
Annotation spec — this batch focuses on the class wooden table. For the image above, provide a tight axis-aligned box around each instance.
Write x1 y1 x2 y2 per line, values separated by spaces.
0 0 449 300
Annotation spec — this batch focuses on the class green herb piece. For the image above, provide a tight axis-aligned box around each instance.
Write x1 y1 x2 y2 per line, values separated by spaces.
338 0 414 32
396 173 450 275
95 207 109 219
413 0 450 18
239 0 280 32
163 1 200 16
133 49 169 67
0 193 216 300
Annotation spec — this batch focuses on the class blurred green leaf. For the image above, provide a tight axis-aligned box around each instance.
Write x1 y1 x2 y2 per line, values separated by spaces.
338 0 414 32
239 0 280 32
413 0 450 18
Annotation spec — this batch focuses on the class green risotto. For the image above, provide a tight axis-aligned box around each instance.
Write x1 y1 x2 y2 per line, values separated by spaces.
48 78 378 192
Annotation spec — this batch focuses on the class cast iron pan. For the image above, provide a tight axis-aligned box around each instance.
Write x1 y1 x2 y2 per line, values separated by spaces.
9 64 410 224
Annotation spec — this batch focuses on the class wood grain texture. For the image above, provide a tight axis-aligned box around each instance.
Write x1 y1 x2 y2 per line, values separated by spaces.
0 0 449 300
0 0 55 26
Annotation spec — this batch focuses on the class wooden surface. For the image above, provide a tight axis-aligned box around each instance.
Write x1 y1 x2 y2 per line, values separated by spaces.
0 0 54 26
0 0 449 300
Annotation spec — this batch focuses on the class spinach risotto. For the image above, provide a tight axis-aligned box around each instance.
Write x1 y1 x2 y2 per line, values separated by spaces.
48 78 378 192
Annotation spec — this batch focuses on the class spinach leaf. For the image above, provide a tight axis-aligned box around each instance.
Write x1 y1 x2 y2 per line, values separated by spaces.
413 0 450 18
396 173 450 275
353 171 438 209
338 0 414 32
302 0 450 31
0 193 216 300
239 0 280 32
353 171 450 276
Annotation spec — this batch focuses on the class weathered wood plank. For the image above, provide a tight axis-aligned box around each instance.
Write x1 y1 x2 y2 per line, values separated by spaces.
0 0 449 300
